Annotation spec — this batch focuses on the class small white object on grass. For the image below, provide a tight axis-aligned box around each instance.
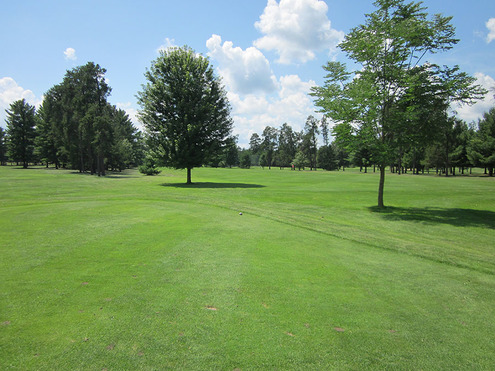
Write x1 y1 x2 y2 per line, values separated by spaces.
239 212 243 215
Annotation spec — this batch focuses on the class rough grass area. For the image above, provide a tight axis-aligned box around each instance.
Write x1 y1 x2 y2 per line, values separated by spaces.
1 166 494 369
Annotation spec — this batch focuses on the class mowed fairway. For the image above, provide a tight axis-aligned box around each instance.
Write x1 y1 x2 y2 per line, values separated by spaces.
1 166 494 370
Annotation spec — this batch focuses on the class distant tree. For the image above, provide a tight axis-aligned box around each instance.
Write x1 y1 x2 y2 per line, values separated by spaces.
292 150 309 171
468 107 495 176
5 99 37 168
240 152 252 169
224 136 239 168
138 46 233 184
259 152 268 169
311 0 485 207
301 115 319 170
317 145 338 170
108 108 139 171
261 126 278 169
331 141 350 171
0 127 6 165
351 143 372 173
34 104 59 168
248 132 262 166
450 121 473 174
139 154 161 176
277 123 297 168
320 116 330 146
249 133 262 154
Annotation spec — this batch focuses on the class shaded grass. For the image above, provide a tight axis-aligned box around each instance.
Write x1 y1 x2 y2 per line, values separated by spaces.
0 166 494 369
370 206 495 229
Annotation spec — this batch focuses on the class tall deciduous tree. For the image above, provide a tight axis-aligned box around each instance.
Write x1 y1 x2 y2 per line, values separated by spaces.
5 99 37 168
311 0 485 207
138 46 233 184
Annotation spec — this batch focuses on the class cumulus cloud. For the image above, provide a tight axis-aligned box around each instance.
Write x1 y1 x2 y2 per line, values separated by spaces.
207 34 278 95
0 77 41 127
254 0 344 64
455 72 495 123
229 74 319 146
486 18 495 43
64 47 77 61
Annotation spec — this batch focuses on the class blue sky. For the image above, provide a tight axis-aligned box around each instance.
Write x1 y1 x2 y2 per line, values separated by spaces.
1 0 494 147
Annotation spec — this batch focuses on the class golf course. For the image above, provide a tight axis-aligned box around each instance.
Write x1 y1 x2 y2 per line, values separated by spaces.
0 165 494 369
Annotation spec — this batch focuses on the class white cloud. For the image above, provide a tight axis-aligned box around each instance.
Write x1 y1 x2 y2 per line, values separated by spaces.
229 74 319 147
206 34 278 94
455 72 495 123
254 0 344 64
0 77 41 127
486 18 495 43
64 47 77 61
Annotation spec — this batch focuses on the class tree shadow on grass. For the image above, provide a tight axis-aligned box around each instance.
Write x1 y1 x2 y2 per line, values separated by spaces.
369 206 495 229
161 182 265 189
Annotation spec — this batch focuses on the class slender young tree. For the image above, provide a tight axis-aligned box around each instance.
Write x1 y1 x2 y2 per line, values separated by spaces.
138 46 233 184
5 99 37 168
311 0 485 207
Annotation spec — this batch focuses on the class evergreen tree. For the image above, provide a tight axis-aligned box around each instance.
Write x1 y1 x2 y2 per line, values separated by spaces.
468 107 495 176
5 99 37 168
261 126 278 169
301 115 319 170
317 145 338 170
240 152 251 169
277 123 297 168
224 136 239 168
34 104 59 168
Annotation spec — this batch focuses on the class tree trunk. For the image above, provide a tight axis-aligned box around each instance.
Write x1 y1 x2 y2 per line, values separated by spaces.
377 165 386 208
187 167 192 184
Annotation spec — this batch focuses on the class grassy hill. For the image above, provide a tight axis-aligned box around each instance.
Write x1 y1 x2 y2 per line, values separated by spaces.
1 166 494 369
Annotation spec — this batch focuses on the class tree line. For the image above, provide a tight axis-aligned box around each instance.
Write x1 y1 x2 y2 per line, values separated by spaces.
1 62 144 174
230 106 494 178
242 116 345 171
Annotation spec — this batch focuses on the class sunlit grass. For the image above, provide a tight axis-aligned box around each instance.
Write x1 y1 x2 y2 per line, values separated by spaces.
1 165 494 369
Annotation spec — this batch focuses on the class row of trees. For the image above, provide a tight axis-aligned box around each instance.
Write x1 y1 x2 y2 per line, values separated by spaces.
1 63 144 174
245 117 347 171
237 105 495 176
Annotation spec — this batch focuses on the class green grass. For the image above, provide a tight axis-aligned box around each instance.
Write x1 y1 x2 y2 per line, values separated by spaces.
1 165 494 370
